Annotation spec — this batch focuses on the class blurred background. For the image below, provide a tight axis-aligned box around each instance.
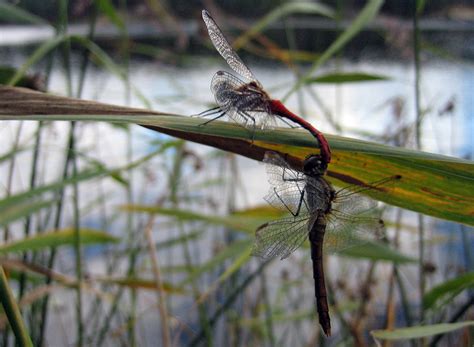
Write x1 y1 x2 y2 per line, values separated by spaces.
0 0 473 346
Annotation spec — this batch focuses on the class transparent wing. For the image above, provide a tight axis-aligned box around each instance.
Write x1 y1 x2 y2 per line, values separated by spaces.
332 191 378 217
252 213 311 260
210 71 273 128
263 152 308 215
324 193 383 253
202 10 258 82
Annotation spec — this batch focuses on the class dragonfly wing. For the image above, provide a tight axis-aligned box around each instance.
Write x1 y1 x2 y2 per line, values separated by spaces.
211 71 246 113
202 10 258 82
263 152 308 215
324 194 384 253
332 191 378 216
252 214 310 260
211 71 271 128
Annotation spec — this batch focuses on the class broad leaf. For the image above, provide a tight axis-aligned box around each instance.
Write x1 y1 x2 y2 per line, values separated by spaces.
0 86 473 226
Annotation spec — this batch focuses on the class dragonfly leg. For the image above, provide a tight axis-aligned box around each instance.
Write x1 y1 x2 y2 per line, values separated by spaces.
279 117 300 129
280 167 308 214
273 187 305 217
198 111 226 126
239 110 257 142
196 106 221 117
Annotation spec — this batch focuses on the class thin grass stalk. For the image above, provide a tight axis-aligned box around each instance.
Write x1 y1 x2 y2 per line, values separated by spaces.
125 129 137 346
168 144 213 346
284 19 307 119
76 4 97 98
460 224 474 273
92 135 158 345
189 259 272 347
3 122 23 243
36 30 74 347
2 122 23 347
333 0 344 127
72 6 105 342
224 155 244 345
412 2 426 329
94 236 142 345
119 2 135 341
260 271 275 347
429 296 474 346
144 214 171 347
394 266 414 328
3 121 23 250
351 261 378 346
56 0 85 343
305 87 342 133
58 1 72 97
70 122 84 347
326 279 353 343
67 152 160 342
0 266 33 347
382 208 405 347
284 271 307 344
177 221 213 346
382 272 396 347
21 121 44 342
37 128 74 347
383 208 398 347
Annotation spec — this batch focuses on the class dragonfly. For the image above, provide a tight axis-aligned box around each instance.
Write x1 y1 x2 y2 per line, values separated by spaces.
200 10 332 166
253 152 398 336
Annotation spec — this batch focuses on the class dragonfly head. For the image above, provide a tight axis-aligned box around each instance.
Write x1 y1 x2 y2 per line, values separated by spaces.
303 155 327 176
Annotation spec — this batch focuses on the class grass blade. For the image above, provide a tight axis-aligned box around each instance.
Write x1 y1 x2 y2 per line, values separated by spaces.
371 321 474 341
423 272 474 310
233 2 334 50
0 228 119 254
0 266 33 347
306 72 390 84
0 86 473 226
0 3 48 25
284 0 384 99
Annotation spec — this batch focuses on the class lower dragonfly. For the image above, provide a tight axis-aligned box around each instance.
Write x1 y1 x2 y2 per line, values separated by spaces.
253 152 398 336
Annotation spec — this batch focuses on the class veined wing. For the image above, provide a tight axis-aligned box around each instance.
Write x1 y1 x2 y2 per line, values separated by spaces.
211 71 274 128
263 152 308 215
332 191 378 217
202 10 258 82
252 213 311 260
324 193 384 253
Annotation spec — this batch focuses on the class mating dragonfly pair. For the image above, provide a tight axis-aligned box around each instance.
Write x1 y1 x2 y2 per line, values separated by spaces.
200 10 393 337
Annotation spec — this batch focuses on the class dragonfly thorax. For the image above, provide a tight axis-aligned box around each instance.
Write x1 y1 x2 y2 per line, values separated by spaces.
212 76 270 113
305 176 334 215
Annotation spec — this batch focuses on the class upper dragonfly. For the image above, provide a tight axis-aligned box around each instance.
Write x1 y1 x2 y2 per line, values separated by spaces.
200 10 331 166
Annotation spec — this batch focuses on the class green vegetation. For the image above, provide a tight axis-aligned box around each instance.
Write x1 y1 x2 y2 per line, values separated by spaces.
0 0 472 346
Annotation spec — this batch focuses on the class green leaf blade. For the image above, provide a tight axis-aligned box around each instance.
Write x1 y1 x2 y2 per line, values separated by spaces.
423 272 474 310
371 321 474 341
306 72 390 84
0 228 119 254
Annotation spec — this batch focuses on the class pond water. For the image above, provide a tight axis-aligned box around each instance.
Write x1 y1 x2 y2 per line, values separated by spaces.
2 57 471 206
0 53 472 345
